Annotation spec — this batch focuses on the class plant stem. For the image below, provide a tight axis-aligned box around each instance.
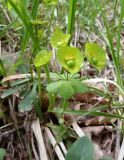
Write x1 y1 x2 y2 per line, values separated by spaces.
47 6 55 37
36 67 43 119
68 0 77 42
44 65 51 83
37 67 42 108
48 93 56 112
61 99 68 119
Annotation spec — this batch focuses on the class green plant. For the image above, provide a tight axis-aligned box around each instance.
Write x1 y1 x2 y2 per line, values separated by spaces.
1 0 124 128
1 1 124 159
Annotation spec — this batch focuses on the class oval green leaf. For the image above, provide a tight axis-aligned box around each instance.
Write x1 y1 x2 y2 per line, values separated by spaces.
34 50 52 67
65 136 94 160
70 80 88 93
50 27 71 48
46 80 75 99
1 85 24 99
56 46 83 74
85 43 106 70
0 148 6 160
18 81 37 112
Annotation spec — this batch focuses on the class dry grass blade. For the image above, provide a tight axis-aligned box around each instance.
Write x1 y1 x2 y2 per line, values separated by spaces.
59 142 67 155
2 74 32 83
31 136 40 160
31 119 48 160
72 122 85 137
2 73 47 83
118 136 124 160
45 127 65 160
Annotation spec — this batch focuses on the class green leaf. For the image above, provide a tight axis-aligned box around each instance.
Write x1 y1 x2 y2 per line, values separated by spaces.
0 148 6 160
46 80 75 99
18 82 37 112
98 157 113 160
50 27 71 48
34 50 52 67
65 136 94 160
1 85 24 98
10 79 29 87
46 80 88 99
85 43 106 70
56 46 83 74
43 0 58 5
70 80 88 93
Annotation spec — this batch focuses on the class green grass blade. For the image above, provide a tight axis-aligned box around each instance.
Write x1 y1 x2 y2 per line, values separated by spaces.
21 0 40 53
95 0 123 88
53 107 124 120
0 18 17 38
31 0 40 18
116 0 124 62
8 0 40 50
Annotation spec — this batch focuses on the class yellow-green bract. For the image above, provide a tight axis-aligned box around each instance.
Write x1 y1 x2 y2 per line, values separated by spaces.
34 50 52 67
50 27 71 48
85 43 106 70
56 46 83 74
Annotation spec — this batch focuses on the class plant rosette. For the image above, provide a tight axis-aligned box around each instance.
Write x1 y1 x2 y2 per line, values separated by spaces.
56 46 83 74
